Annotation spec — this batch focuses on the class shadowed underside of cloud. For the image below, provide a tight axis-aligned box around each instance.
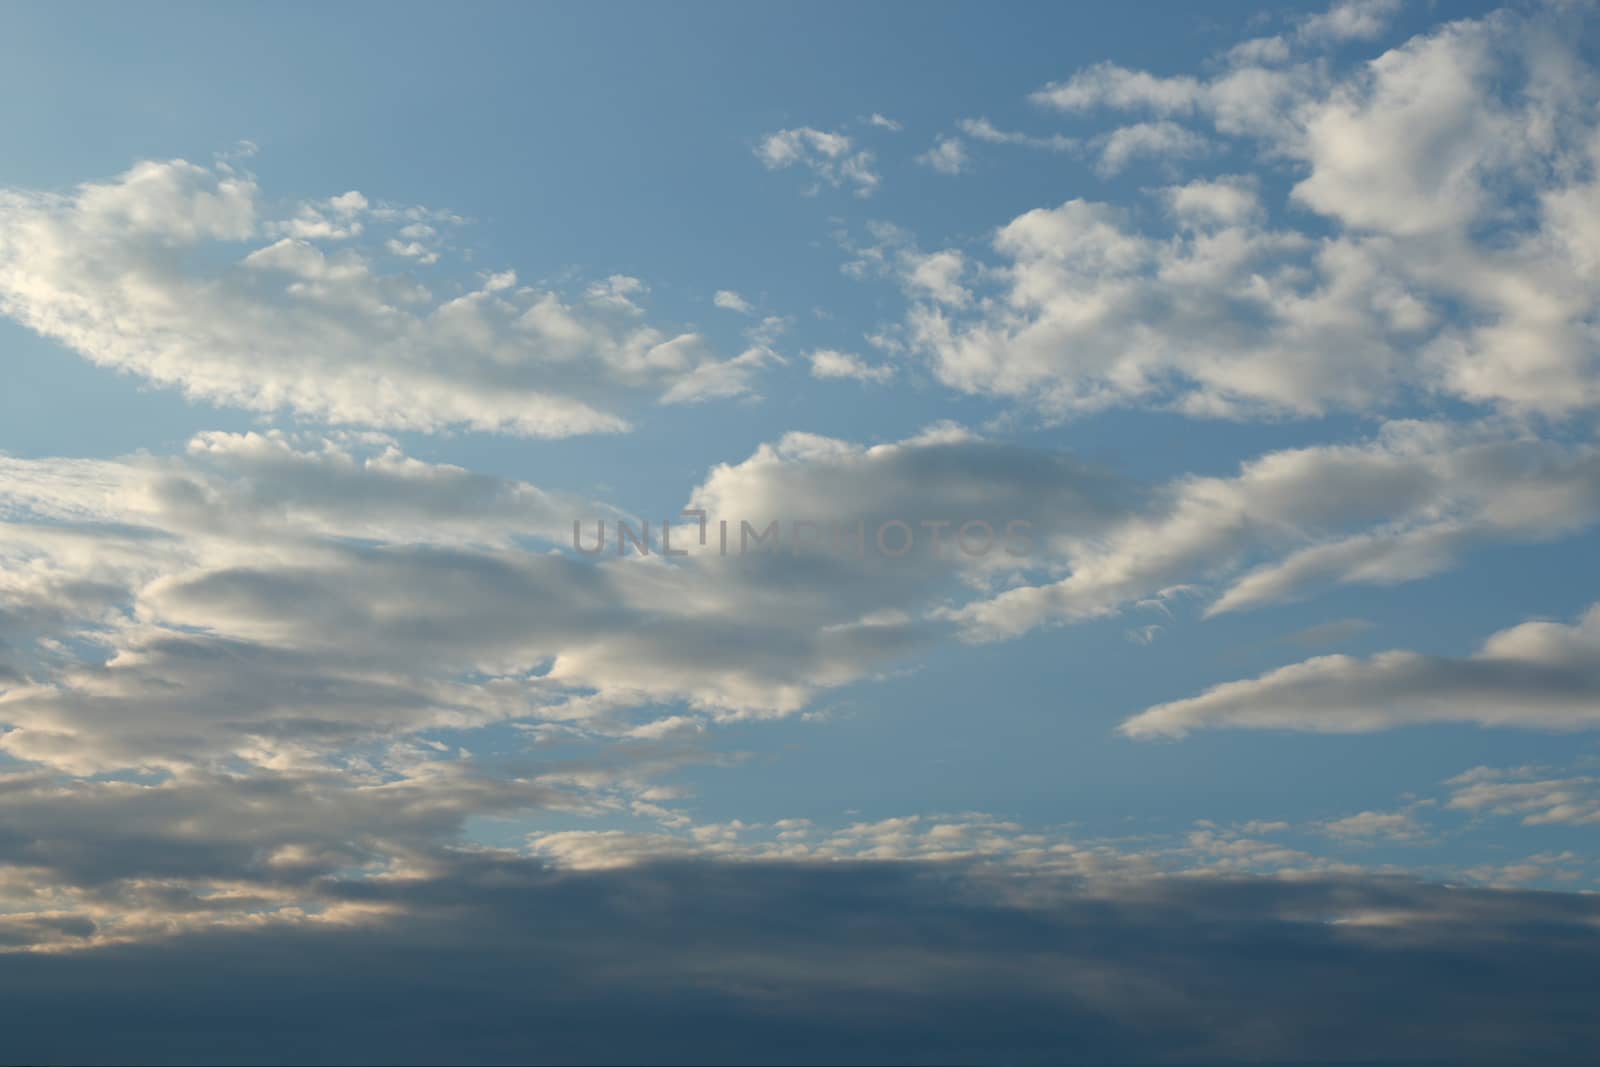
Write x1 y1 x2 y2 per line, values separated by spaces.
2 856 1597 1066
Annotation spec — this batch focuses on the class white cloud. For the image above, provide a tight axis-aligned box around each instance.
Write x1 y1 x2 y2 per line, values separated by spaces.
755 127 880 196
1290 19 1517 236
1121 603 1600 738
807 349 895 383
864 6 1600 423
384 238 439 263
917 135 971 175
946 420 1600 639
0 159 764 437
713 288 754 314
1298 0 1402 44
0 425 1139 771
1162 176 1262 226
1447 766 1600 826
957 117 1076 152
1093 121 1211 176
899 196 1425 418
903 248 970 306
1318 809 1428 842
1224 36 1293 66
1030 62 1204 115
884 9 1600 421
270 190 369 240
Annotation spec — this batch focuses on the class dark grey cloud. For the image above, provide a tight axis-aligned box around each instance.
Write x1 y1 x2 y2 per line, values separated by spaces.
1 858 1597 1065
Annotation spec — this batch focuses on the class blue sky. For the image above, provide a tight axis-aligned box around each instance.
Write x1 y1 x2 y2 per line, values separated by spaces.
3 1 1600 1062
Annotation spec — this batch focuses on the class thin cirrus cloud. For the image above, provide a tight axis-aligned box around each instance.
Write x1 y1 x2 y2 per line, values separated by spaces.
0 159 768 438
957 116 1076 152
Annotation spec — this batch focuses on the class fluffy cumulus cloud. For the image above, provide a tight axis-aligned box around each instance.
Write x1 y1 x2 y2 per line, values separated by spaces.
0 159 765 437
887 6 1600 420
1122 603 1600 738
1297 0 1403 44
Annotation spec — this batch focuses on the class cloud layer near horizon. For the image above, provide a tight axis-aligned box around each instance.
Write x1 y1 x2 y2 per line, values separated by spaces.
2 856 1599 1066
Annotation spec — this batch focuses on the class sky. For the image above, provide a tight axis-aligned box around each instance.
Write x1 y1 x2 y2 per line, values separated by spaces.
2 0 1600 1062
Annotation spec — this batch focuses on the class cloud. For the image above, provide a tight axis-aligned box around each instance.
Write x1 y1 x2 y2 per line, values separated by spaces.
900 6 1600 420
917 135 971 175
1318 809 1428 842
1121 603 1600 738
0 159 763 437
1161 175 1261 225
1289 17 1520 236
0 857 1597 1065
807 349 895 383
0 433 628 771
0 424 1147 775
1030 62 1204 115
16 419 1579 721
865 112 903 131
1298 0 1403 44
755 127 880 197
9 9 1600 1050
948 419 1600 639
898 193 1427 418
713 289 754 314
957 117 1076 152
1224 35 1294 66
903 248 971 306
1447 765 1600 826
1092 121 1211 176
839 224 973 308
